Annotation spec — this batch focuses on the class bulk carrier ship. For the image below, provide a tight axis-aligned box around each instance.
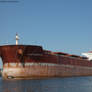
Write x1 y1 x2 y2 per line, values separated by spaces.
0 34 92 79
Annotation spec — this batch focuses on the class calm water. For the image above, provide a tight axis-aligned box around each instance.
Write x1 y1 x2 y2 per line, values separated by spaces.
0 77 92 92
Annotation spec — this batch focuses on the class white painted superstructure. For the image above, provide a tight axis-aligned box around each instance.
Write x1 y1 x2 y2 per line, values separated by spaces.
82 52 92 60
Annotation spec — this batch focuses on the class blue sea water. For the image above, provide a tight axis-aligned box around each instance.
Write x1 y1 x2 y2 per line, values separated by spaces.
0 77 92 92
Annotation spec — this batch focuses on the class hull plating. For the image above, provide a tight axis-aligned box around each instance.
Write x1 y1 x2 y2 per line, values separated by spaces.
2 63 92 79
1 45 92 79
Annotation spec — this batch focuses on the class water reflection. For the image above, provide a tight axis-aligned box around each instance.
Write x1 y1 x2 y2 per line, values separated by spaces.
1 77 92 92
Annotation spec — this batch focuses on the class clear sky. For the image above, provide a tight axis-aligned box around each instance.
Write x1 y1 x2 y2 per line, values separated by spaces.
0 0 92 67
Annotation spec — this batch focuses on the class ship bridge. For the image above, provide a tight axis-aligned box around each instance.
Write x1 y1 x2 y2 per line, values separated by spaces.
82 51 92 61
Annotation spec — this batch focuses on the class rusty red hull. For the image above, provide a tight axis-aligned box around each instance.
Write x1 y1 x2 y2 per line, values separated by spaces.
2 63 92 79
0 45 92 79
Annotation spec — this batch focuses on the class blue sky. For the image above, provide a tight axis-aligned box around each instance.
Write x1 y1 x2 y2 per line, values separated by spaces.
0 0 92 67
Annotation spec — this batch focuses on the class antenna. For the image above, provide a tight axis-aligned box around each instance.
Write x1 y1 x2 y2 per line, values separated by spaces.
16 33 19 45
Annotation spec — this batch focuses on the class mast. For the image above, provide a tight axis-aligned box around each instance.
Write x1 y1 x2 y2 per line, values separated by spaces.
16 33 19 45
